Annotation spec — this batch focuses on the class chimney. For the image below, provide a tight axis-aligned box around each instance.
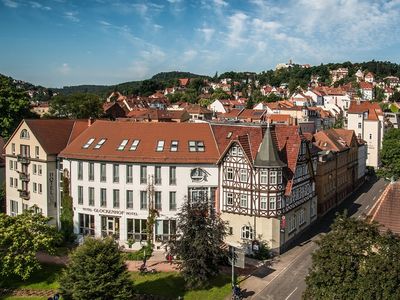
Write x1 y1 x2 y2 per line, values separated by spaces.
88 117 94 127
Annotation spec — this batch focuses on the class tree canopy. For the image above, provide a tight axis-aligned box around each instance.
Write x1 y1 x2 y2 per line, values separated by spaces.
0 208 61 280
48 93 103 119
170 201 228 289
304 213 400 299
59 237 135 299
0 77 38 139
377 128 400 180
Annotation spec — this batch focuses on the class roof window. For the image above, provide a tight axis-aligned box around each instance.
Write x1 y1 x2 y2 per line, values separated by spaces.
94 138 107 149
170 140 178 152
130 140 140 151
83 138 95 149
189 141 205 152
117 139 129 151
227 132 233 139
156 140 165 152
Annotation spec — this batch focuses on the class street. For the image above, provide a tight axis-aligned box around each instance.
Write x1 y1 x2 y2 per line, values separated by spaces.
249 177 388 300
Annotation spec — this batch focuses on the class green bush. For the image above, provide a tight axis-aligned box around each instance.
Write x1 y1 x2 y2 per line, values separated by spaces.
123 243 153 261
247 241 271 260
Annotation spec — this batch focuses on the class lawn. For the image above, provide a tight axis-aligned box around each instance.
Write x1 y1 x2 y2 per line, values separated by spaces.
0 264 63 290
132 272 232 300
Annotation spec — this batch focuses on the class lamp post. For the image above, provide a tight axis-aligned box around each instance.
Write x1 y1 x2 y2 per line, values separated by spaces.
231 246 235 287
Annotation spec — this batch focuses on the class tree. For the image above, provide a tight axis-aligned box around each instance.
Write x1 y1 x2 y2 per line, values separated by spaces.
389 90 400 102
304 213 400 299
170 200 228 289
377 128 400 180
0 183 5 213
49 93 103 119
60 177 74 242
211 88 230 100
59 237 134 299
0 208 61 280
0 78 38 139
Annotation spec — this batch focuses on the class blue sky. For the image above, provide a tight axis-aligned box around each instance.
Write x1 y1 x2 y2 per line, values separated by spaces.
1 0 400 87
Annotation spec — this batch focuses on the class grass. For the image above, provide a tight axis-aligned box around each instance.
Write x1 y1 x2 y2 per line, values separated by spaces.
0 264 63 290
131 272 232 300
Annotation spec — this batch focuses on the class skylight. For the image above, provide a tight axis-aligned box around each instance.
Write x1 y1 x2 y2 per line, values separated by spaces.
189 141 205 152
94 138 107 149
156 140 165 152
226 132 233 139
83 138 95 149
117 139 129 151
170 140 179 152
130 140 140 151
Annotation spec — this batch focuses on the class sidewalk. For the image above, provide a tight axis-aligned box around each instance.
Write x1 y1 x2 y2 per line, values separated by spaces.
125 250 180 272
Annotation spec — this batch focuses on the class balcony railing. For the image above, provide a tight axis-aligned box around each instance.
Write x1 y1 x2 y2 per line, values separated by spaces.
17 155 30 164
19 173 30 181
18 190 30 200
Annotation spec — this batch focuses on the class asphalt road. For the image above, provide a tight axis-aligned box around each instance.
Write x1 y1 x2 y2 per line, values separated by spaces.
253 177 388 300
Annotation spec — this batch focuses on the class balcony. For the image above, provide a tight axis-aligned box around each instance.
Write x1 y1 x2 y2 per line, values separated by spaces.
19 173 30 182
17 155 30 165
18 190 30 200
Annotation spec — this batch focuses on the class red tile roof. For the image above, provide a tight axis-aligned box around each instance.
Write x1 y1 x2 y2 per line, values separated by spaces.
348 101 383 121
60 121 220 164
24 119 88 155
359 81 373 90
370 182 400 235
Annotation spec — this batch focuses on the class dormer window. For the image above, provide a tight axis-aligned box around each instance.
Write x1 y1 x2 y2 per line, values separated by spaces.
20 129 30 139
83 138 95 149
130 140 140 151
170 140 178 152
94 138 106 149
156 140 165 152
189 141 205 152
117 139 129 151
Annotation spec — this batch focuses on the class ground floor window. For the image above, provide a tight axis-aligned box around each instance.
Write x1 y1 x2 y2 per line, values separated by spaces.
298 208 306 226
155 219 177 242
241 225 253 240
288 215 296 232
101 216 120 239
78 213 95 236
127 218 147 242
10 200 18 216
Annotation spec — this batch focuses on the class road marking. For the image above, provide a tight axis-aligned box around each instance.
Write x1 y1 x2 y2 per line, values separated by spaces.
373 196 376 200
285 287 298 300
365 205 370 210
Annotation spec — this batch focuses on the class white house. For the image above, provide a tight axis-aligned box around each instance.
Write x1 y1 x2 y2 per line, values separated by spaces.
347 102 384 168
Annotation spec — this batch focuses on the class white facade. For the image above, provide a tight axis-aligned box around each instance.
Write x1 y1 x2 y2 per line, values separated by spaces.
63 159 218 249
347 112 383 168
5 123 58 224
209 99 227 113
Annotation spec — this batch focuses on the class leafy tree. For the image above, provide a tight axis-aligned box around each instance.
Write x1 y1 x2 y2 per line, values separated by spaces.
49 93 103 119
377 128 400 180
0 78 38 139
60 177 74 242
211 88 230 100
389 90 400 102
170 201 228 289
0 208 61 280
59 237 135 299
0 183 5 213
246 96 254 109
304 213 400 299
374 86 385 102
198 97 213 108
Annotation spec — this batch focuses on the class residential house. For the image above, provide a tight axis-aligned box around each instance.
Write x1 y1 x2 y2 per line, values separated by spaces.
359 82 374 100
347 101 384 168
313 129 360 216
330 68 348 83
364 72 375 83
4 119 89 224
214 123 318 254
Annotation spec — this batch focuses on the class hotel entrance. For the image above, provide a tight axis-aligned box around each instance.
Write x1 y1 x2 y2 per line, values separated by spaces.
101 216 120 239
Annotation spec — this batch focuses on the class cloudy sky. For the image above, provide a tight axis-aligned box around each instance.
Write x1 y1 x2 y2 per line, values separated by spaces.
1 0 400 87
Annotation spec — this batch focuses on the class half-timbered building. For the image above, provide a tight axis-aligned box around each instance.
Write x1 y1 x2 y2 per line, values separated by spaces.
212 123 318 253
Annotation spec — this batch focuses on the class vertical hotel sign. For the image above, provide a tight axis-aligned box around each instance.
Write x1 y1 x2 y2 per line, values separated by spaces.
48 171 54 203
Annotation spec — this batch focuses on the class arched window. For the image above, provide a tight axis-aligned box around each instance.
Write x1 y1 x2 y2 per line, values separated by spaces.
20 129 30 139
241 225 253 240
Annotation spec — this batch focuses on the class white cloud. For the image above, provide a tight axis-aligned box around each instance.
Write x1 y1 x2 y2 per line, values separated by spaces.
2 0 18 8
99 20 111 26
198 26 215 43
30 1 51 10
64 11 79 22
226 12 248 47
58 63 71 75
213 0 228 8
167 0 182 3
154 24 163 30
183 49 197 62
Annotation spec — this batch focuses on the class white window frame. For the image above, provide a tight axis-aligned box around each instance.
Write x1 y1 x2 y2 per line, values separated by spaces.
156 140 165 152
240 169 248 182
117 139 129 151
260 170 268 184
241 225 253 240
226 167 233 180
227 192 233 205
260 196 267 210
269 196 276 210
240 194 248 208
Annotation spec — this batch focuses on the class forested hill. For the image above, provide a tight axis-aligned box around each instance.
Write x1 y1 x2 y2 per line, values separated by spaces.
3 61 400 98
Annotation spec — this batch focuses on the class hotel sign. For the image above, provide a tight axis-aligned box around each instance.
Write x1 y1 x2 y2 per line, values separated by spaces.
81 207 137 216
